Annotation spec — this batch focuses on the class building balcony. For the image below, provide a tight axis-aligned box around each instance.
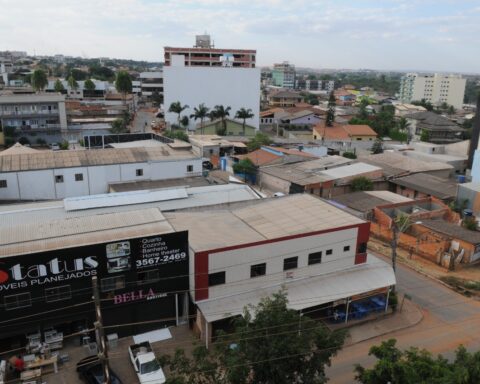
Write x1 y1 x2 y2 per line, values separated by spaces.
0 110 59 117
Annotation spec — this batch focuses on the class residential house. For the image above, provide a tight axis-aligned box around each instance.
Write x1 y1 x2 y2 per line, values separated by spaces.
313 123 377 142
405 111 465 144
268 91 303 107
196 118 256 137
389 173 457 202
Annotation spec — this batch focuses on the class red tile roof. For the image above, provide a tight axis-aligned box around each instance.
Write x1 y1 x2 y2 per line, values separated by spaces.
313 123 377 140
344 124 377 136
235 149 282 166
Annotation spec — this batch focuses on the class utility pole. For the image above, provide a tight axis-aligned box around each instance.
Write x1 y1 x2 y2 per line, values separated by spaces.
92 276 111 384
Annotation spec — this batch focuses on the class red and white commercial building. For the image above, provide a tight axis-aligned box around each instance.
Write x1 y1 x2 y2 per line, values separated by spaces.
165 194 396 345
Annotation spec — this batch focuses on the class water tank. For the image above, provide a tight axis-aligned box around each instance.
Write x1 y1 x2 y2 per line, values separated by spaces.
457 175 466 183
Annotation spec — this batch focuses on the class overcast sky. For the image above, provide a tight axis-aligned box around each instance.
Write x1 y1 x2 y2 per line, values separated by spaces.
0 0 479 73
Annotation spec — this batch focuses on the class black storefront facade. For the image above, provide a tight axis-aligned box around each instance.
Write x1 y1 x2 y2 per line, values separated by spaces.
0 230 189 348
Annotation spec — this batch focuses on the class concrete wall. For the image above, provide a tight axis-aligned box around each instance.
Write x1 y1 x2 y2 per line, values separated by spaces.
207 228 359 300
0 158 202 200
164 65 261 131
258 172 292 194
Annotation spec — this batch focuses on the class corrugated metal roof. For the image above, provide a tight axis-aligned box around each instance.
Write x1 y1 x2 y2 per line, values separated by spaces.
0 208 173 257
197 255 395 322
166 194 364 252
64 188 188 211
0 146 198 172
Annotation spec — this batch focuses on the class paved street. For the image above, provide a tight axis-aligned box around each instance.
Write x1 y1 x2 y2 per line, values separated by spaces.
328 251 480 383
130 108 158 134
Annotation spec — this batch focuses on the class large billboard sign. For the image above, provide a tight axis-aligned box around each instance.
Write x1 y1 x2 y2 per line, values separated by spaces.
0 231 189 293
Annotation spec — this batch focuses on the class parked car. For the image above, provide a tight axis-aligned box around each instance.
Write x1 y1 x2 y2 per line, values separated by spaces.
129 341 166 384
77 356 122 384
50 142 60 151
202 160 213 170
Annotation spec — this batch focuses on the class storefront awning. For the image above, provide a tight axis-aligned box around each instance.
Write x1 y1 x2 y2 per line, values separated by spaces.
197 255 396 323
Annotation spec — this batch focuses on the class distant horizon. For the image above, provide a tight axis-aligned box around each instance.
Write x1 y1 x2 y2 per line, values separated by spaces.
3 49 480 76
1 1 479 73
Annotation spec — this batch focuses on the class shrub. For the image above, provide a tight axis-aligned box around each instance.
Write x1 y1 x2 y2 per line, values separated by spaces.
342 151 357 159
18 137 30 145
59 141 69 150
36 138 47 146
351 176 373 191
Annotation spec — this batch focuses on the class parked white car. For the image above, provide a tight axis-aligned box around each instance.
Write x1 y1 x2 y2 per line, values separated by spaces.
128 341 166 384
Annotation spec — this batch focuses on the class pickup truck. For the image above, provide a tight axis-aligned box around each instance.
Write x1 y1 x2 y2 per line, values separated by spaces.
128 341 166 384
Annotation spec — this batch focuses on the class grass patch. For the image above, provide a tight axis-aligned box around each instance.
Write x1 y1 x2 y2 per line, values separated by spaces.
440 276 480 291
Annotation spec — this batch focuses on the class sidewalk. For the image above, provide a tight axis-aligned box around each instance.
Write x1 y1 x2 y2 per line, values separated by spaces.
345 296 423 345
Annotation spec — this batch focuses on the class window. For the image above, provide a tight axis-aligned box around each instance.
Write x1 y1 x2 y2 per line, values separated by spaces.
250 263 266 278
208 271 225 287
137 270 160 285
358 242 367 253
187 165 194 172
4 293 31 310
0 180 7 188
101 276 125 292
308 252 322 265
343 246 350 252
45 285 71 303
75 173 83 181
326 249 333 255
55 175 64 183
283 256 298 271
136 169 143 177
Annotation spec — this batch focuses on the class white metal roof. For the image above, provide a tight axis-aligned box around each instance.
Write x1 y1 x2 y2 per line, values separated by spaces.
319 162 381 180
197 255 396 322
64 188 188 211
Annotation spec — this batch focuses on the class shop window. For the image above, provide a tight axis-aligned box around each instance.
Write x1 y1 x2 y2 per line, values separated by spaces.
101 276 125 292
283 256 298 271
187 165 193 172
250 263 266 278
4 293 31 310
75 173 83 181
55 175 64 183
343 246 350 252
208 271 225 287
308 252 322 265
136 169 143 177
326 249 333 255
137 270 160 285
45 285 71 303
0 180 7 188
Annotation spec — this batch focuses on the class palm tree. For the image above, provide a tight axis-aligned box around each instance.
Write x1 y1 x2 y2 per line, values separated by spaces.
190 103 210 135
168 101 189 129
212 105 231 136
397 117 411 144
235 108 254 136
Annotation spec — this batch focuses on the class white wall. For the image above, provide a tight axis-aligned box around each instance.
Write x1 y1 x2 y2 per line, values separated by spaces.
164 65 261 131
0 158 203 200
207 228 358 299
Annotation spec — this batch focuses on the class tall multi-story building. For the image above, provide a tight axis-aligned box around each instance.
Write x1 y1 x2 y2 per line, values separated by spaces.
272 61 295 89
399 73 466 109
296 79 335 93
132 72 164 102
164 35 256 68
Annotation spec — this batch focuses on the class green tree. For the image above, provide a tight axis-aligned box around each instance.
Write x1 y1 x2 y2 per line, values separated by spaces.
84 78 96 91
447 105 456 115
31 69 48 92
354 339 480 384
371 105 395 137
67 75 79 91
168 101 189 128
247 132 272 151
351 176 374 191
54 79 65 93
370 138 384 154
420 129 430 142
161 291 346 384
180 115 189 130
212 105 231 135
358 98 370 120
110 118 127 133
412 99 434 111
233 158 257 180
190 103 210 135
326 91 336 127
163 130 189 142
115 71 132 104
235 108 255 136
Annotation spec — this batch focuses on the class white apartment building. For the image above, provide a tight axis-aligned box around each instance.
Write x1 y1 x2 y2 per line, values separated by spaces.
0 93 68 132
132 72 163 101
0 145 202 200
399 73 466 109
163 55 260 131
